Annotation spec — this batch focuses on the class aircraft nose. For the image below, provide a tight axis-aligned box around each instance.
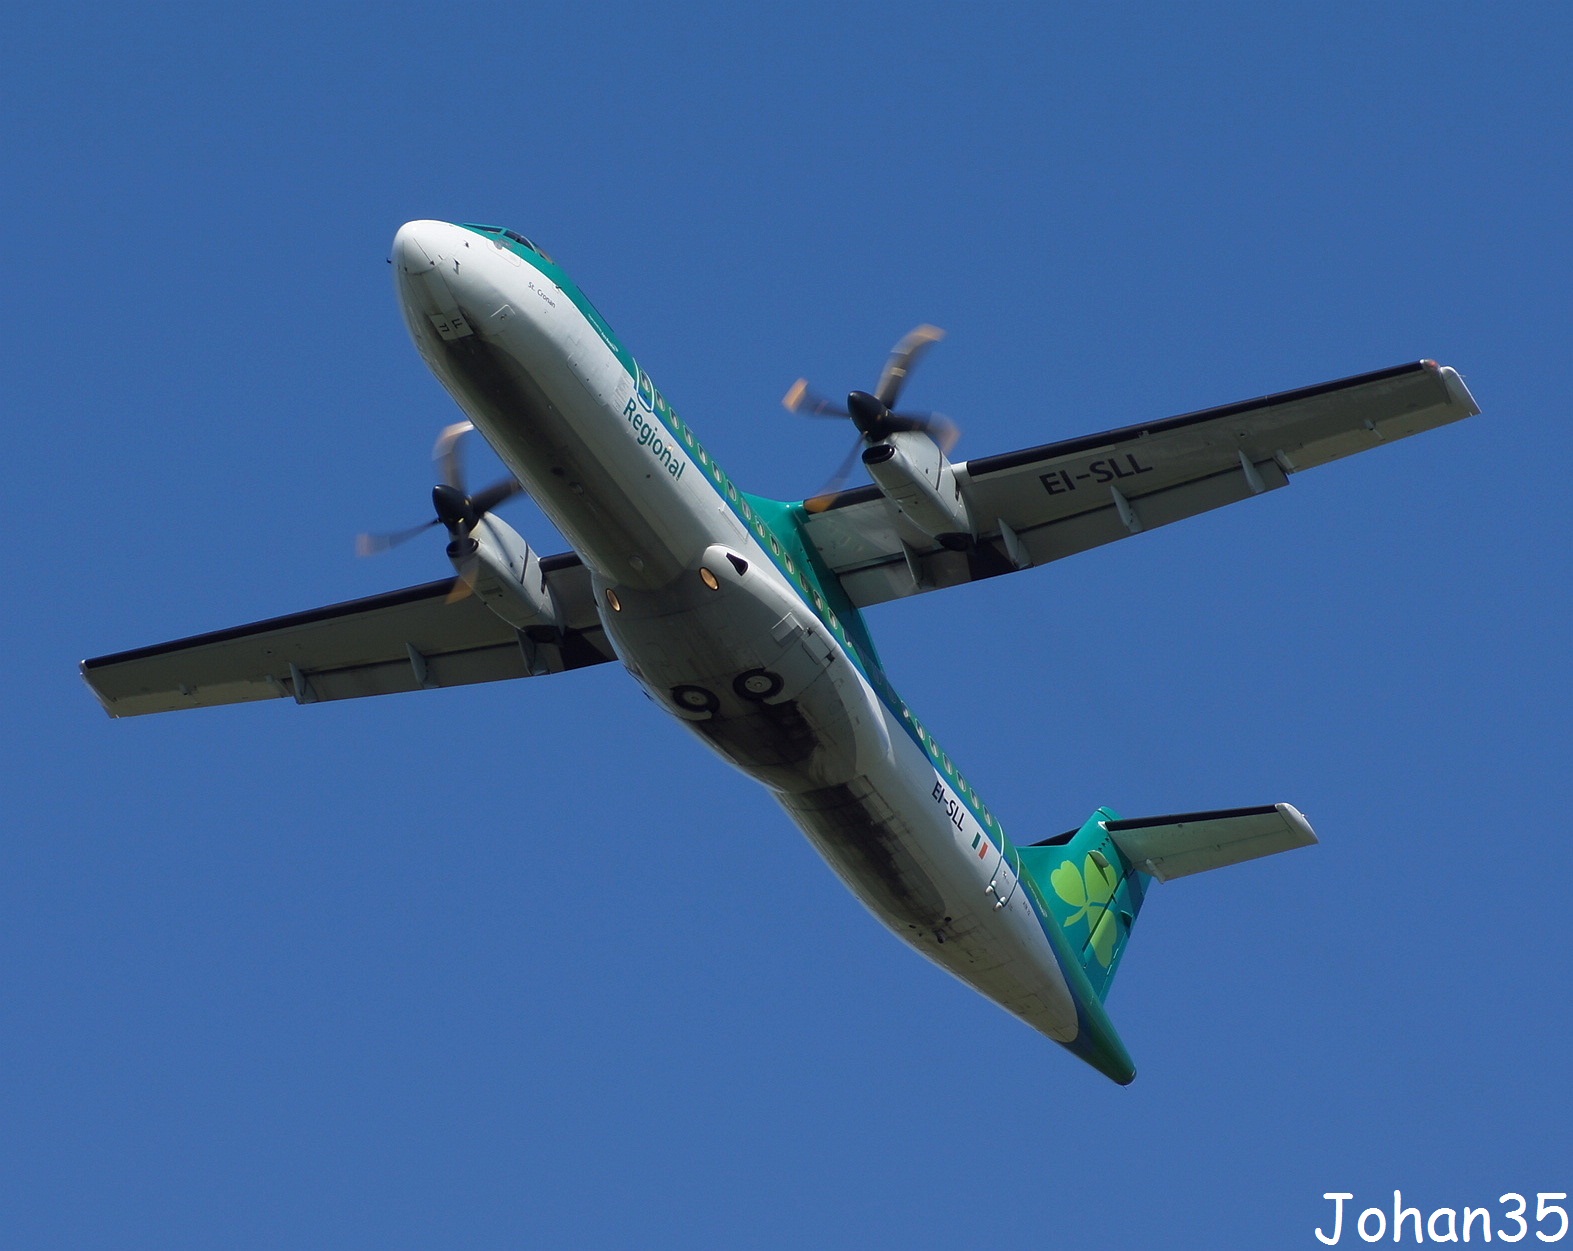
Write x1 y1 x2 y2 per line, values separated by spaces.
392 220 443 275
393 220 477 344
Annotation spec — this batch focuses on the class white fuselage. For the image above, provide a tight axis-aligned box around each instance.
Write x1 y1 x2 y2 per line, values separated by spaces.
392 221 1084 1046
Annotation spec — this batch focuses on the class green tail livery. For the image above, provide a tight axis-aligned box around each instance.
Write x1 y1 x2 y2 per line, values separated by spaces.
1021 809 1148 1003
1016 803 1317 1080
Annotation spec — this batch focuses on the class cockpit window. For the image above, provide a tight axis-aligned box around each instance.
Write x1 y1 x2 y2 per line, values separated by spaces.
508 231 555 263
461 222 554 264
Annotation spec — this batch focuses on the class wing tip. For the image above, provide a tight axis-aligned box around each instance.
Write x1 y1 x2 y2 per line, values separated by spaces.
1433 363 1481 418
79 660 121 718
1274 802 1319 847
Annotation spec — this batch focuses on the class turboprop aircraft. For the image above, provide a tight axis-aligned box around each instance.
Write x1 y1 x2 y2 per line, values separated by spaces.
82 220 1480 1083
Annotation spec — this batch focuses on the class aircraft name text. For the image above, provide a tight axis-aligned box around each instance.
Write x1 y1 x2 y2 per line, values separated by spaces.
526 278 557 309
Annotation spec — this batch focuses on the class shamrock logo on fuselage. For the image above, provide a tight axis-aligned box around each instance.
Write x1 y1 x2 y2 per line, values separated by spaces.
1049 854 1121 969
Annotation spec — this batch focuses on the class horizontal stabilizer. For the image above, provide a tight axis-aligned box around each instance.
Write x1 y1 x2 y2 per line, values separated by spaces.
1104 803 1317 883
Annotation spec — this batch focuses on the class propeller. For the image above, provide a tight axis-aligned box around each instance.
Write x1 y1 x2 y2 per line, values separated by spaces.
783 325 958 510
355 420 524 599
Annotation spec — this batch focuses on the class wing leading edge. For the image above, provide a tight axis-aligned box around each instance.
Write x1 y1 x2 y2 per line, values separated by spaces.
800 360 1479 608
82 554 614 718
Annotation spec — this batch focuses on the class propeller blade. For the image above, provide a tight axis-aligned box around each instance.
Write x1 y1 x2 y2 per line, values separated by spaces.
785 324 953 511
874 324 945 409
884 409 961 452
359 421 521 565
783 378 849 419
433 420 475 491
355 517 440 556
445 559 479 604
803 436 866 513
468 476 524 518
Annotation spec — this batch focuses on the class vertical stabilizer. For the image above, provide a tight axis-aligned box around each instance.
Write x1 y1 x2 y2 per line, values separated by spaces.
1019 808 1148 1003
1019 803 1317 1008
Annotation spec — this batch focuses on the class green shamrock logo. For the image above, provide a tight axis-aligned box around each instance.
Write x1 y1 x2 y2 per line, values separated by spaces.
1050 855 1121 968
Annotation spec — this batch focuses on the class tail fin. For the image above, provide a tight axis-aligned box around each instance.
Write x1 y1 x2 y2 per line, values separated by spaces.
1019 803 1316 1003
1019 808 1146 1002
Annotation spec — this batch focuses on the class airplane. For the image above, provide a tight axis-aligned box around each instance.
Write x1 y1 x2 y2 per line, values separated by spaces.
81 220 1480 1084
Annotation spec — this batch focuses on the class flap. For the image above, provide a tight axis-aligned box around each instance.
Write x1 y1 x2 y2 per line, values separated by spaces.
801 360 1479 608
81 554 614 717
1104 803 1318 883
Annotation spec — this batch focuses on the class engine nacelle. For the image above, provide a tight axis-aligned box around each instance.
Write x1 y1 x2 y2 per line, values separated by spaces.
451 514 561 633
862 431 974 549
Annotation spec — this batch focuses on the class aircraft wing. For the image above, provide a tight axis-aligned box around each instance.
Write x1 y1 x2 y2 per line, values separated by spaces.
81 553 615 718
800 360 1479 608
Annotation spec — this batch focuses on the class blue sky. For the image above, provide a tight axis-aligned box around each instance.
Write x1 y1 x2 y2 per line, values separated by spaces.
5 4 1570 1247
